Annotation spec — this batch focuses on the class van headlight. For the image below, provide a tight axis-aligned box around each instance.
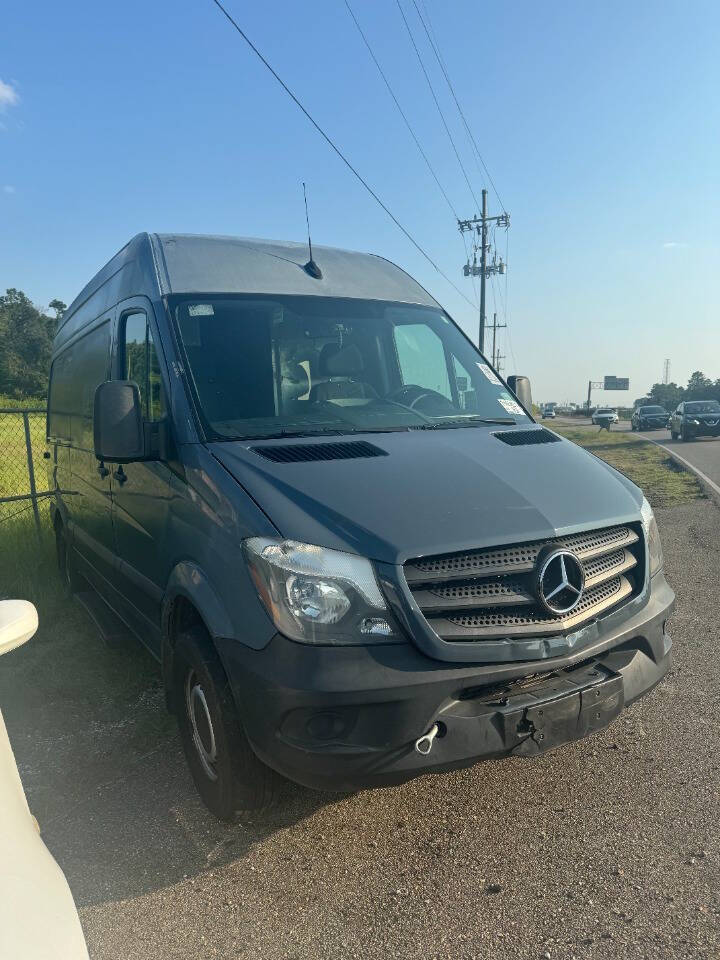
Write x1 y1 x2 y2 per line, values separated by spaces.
640 497 663 576
243 538 400 644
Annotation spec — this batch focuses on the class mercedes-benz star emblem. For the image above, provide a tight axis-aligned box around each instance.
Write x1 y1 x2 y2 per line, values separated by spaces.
536 548 585 616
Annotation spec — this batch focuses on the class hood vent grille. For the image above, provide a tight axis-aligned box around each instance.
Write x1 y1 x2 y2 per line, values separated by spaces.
251 440 388 463
494 428 561 446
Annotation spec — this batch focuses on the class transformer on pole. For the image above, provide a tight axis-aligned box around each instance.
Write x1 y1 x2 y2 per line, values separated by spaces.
458 189 509 354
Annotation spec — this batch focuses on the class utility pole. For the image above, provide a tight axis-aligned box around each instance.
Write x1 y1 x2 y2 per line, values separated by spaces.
586 379 603 411
489 311 507 371
479 191 488 353
662 359 670 385
459 189 509 353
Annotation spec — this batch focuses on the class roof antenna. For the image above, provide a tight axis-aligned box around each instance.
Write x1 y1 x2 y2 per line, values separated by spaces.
302 181 322 279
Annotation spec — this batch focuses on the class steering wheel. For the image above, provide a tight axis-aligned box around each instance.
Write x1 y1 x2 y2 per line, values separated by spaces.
387 384 456 416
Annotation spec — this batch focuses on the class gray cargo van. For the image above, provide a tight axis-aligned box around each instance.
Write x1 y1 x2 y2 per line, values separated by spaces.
47 233 674 820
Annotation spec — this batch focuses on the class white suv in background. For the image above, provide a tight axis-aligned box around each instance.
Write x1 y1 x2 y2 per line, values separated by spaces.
592 407 619 425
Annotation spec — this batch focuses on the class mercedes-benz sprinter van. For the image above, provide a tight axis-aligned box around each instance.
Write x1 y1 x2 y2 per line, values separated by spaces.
47 233 674 820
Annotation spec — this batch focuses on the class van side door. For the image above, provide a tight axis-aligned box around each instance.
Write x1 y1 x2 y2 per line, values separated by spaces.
48 319 116 586
109 299 179 654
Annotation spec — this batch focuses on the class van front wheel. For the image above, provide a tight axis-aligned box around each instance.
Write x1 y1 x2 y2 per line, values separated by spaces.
173 628 282 820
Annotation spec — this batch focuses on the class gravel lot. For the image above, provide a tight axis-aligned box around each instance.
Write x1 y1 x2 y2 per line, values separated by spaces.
3 498 720 960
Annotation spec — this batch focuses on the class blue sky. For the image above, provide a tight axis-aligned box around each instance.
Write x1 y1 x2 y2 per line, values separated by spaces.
2 0 718 403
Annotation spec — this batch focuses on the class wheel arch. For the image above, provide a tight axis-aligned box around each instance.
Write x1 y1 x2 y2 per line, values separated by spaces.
161 562 235 708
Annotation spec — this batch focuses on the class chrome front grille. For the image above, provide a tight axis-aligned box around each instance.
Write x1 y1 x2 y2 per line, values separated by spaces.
405 525 643 642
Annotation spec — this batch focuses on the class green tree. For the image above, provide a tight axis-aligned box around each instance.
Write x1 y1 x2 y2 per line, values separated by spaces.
648 381 684 411
0 288 56 398
685 371 714 401
48 299 66 322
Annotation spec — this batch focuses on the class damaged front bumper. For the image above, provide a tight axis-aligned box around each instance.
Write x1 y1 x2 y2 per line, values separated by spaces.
218 573 674 792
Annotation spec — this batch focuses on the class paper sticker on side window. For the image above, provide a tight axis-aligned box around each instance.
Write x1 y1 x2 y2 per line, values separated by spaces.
498 397 525 416
476 363 502 385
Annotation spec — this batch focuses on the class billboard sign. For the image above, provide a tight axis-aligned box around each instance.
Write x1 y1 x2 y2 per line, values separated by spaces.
604 376 629 391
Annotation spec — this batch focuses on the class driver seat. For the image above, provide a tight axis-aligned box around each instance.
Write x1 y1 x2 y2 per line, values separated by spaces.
309 344 378 404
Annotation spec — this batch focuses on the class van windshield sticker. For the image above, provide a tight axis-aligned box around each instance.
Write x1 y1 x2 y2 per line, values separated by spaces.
498 397 525 416
188 304 215 317
476 363 502 385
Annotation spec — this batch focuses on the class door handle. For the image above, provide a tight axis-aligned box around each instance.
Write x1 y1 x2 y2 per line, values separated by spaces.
97 463 110 479
113 467 128 485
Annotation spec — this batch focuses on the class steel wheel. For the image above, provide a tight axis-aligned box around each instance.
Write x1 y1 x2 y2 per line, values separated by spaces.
185 669 218 781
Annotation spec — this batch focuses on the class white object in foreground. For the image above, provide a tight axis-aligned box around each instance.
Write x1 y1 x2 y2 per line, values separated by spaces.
0 600 89 960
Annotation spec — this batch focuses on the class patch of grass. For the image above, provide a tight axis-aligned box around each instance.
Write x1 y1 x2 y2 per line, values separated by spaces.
0 508 64 618
552 424 703 508
0 394 47 409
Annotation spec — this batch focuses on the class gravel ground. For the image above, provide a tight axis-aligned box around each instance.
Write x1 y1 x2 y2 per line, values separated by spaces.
4 499 720 959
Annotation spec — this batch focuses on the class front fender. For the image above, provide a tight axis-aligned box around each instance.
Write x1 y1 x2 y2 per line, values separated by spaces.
161 562 236 704
162 561 236 641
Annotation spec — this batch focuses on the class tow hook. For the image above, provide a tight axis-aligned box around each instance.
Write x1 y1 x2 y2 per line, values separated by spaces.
415 723 439 756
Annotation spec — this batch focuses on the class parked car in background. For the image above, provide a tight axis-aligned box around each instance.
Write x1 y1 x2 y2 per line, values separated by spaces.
631 405 670 431
592 407 619 425
0 600 89 959
542 407 556 419
670 400 720 441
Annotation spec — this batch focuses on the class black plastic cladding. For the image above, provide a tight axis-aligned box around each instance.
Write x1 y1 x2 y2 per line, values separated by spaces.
251 441 388 463
493 428 562 446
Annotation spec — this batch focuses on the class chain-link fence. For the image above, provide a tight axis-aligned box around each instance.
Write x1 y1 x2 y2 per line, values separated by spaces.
0 408 52 535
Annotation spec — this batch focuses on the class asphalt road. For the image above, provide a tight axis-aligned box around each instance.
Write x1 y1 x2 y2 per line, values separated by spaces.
3 499 720 959
553 417 720 492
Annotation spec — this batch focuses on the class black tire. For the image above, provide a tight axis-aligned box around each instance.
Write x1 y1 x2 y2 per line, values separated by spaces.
681 426 689 442
173 627 282 820
55 521 83 595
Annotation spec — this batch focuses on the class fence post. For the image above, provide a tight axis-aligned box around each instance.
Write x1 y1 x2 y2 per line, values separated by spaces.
22 411 42 541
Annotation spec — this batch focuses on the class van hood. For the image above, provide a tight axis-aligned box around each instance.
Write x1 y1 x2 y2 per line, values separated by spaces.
210 429 643 564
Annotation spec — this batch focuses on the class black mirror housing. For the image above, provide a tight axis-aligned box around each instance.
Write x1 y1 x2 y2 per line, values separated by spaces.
94 380 146 463
506 375 533 414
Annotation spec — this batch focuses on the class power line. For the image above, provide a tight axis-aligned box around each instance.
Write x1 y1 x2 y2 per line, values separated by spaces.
207 0 477 310
411 0 506 213
395 0 481 213
344 0 460 221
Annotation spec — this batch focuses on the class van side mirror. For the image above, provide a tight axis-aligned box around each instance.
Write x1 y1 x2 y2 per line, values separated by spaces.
94 380 146 463
506 375 533 413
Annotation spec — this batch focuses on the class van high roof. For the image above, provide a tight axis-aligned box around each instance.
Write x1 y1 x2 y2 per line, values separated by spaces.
56 233 439 350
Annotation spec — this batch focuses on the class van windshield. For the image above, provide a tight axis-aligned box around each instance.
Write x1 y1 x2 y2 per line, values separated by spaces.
170 295 531 440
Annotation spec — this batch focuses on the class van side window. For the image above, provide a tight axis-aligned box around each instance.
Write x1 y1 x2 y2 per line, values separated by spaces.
393 323 451 399
48 321 111 447
121 312 166 421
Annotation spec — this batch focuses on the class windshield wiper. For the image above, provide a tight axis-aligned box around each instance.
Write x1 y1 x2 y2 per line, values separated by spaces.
411 416 517 430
